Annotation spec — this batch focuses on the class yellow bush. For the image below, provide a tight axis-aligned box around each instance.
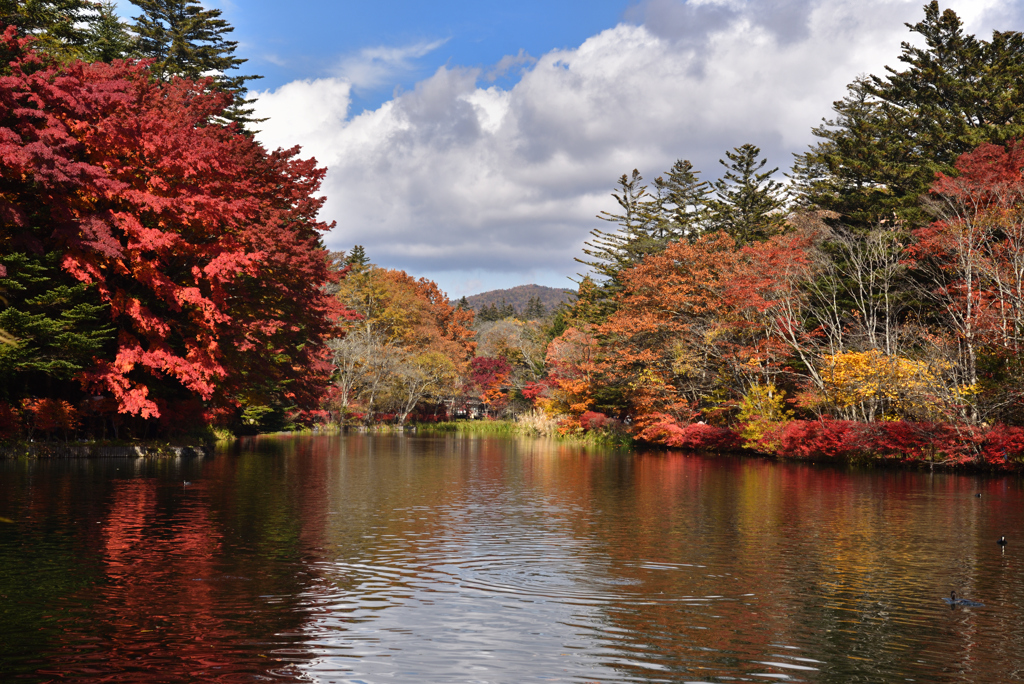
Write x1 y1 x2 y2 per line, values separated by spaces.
737 382 793 450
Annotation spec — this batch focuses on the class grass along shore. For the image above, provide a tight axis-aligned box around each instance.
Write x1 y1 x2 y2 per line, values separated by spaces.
417 411 633 447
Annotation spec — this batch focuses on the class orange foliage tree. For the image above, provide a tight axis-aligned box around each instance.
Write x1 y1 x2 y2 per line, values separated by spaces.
330 265 475 422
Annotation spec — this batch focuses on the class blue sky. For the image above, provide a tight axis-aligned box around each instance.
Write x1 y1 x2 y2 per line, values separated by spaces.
119 0 1024 298
234 0 636 114
119 1 637 114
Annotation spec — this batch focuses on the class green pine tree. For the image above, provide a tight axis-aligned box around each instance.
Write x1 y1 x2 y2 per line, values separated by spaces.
524 295 545 320
576 161 713 322
579 161 713 284
576 169 657 284
566 276 612 327
0 252 115 403
346 245 370 269
0 0 96 60
82 1 136 63
651 159 712 242
708 144 788 245
130 0 261 126
477 303 499 323
793 1 1024 228
498 299 515 319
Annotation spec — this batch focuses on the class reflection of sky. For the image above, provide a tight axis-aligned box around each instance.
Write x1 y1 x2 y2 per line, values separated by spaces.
299 437 623 681
294 437 789 681
288 436 1024 682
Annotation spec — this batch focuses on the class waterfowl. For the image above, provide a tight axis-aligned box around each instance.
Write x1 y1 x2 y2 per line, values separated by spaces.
943 590 984 607
998 536 1008 546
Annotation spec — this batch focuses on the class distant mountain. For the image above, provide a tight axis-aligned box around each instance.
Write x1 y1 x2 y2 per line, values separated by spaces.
462 284 574 314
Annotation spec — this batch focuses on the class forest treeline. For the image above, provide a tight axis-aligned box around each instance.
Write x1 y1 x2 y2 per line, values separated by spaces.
2 2 1024 467
462 285 574 322
539 2 1024 466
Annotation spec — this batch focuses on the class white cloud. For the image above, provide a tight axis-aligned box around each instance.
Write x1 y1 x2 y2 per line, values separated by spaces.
252 78 353 155
485 49 537 82
252 0 1016 297
336 39 449 91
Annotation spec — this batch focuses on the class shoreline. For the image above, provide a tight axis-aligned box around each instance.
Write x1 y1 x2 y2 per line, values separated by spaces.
0 442 214 460
5 424 1020 474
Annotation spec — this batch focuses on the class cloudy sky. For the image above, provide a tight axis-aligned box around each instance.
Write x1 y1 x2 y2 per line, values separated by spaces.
125 0 1024 297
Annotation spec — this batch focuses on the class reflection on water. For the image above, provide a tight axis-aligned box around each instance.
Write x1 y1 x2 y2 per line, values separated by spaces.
1 434 1022 683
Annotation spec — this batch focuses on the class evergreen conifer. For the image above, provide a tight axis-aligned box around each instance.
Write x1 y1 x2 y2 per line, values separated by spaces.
83 1 135 63
0 252 114 403
524 295 545 320
707 144 787 245
0 0 96 59
346 245 370 269
130 0 261 125
793 1 1024 228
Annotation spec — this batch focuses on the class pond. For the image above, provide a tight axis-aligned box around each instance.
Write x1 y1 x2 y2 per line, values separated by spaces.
1 433 1022 683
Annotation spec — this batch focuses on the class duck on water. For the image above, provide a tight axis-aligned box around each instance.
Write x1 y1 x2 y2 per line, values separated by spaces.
943 591 984 607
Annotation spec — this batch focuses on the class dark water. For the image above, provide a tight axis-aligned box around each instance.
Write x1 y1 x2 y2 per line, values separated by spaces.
1 434 1022 683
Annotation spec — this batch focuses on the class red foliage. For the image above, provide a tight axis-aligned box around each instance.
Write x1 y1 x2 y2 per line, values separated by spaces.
771 420 1010 466
979 424 1024 465
633 413 1023 468
0 29 343 418
596 233 742 422
288 408 331 428
0 402 18 438
470 357 511 387
155 399 206 437
521 381 548 401
912 142 1024 361
21 398 79 437
469 357 511 407
635 414 741 451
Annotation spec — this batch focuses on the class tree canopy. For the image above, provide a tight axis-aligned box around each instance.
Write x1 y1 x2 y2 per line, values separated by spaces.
0 29 337 432
794 1 1024 228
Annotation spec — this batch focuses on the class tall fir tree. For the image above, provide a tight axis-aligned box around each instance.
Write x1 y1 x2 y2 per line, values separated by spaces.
651 159 712 242
577 169 656 284
579 160 713 287
130 0 260 125
708 144 788 245
577 160 713 321
524 295 545 320
0 252 114 404
83 1 135 63
0 0 96 60
346 244 370 270
793 1 1024 228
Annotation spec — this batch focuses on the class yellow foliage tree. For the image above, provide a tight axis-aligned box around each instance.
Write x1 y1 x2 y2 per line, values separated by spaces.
736 382 793 450
820 350 952 421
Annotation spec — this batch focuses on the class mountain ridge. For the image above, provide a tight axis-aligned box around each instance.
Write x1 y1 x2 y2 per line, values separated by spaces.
461 284 574 313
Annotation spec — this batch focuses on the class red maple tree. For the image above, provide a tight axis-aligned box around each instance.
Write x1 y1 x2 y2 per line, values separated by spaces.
0 28 342 419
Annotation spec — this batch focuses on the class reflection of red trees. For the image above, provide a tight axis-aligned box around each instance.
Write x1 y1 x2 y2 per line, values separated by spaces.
40 477 310 682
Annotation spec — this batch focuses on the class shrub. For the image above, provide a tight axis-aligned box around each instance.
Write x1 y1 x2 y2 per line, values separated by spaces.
0 402 19 439
635 414 741 451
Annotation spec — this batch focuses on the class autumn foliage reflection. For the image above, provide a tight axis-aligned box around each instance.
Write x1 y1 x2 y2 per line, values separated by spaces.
22 460 333 683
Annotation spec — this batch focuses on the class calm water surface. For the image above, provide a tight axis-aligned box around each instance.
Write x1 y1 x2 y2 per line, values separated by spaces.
1 434 1022 683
